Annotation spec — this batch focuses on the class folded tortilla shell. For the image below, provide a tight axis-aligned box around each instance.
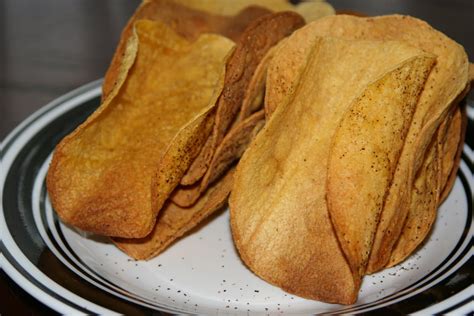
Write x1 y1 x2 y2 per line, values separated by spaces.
251 15 469 275
116 108 264 259
206 110 265 185
102 0 271 101
175 11 305 196
389 102 466 268
279 14 468 273
171 110 265 205
113 169 235 260
327 55 435 279
230 37 430 304
47 21 234 238
437 108 459 197
387 133 440 267
264 29 311 118
239 40 284 120
179 41 279 186
439 106 467 203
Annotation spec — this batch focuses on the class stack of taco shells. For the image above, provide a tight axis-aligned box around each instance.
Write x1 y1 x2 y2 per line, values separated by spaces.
230 14 469 304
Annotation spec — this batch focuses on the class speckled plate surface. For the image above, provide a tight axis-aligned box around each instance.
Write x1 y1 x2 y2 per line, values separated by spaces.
1 80 473 314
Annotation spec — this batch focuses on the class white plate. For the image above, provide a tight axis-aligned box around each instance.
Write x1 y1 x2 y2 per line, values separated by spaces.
1 80 473 314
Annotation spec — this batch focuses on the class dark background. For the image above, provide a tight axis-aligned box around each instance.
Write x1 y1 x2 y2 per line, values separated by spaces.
1 0 472 314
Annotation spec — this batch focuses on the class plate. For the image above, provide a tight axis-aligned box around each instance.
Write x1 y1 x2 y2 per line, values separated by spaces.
1 80 472 314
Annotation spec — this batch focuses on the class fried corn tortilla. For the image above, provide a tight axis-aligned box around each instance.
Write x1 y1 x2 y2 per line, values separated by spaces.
113 169 235 260
386 97 467 269
439 106 467 202
171 110 265 205
47 20 234 238
264 28 313 118
230 37 432 304
279 14 469 273
238 41 284 120
387 134 440 268
205 111 265 185
116 109 264 259
437 108 459 197
386 105 462 268
173 0 335 23
179 40 282 187
327 55 434 279
173 11 305 203
180 11 304 187
102 0 271 101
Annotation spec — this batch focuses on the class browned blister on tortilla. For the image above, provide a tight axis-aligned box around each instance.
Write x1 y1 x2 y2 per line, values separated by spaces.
284 14 469 273
174 11 305 199
47 21 234 238
387 134 440 268
230 36 431 304
113 169 235 260
102 0 271 101
327 55 435 279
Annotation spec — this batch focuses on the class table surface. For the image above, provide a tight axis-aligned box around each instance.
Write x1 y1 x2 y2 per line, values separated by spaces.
1 0 473 314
